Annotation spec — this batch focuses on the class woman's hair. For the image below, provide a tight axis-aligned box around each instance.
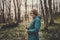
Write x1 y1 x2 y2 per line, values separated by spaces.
30 9 38 16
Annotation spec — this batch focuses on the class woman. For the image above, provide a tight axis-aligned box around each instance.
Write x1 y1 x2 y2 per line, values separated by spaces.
26 9 41 40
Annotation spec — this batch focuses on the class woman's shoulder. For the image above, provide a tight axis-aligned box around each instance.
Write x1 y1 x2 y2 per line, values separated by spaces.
35 16 41 21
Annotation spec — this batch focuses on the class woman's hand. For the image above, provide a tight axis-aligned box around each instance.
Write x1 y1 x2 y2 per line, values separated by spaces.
25 29 28 32
24 27 28 32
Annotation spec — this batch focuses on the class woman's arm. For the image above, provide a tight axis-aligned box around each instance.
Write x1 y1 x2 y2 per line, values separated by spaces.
27 19 41 33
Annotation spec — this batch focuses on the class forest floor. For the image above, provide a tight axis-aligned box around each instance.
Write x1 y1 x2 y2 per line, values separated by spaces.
0 18 60 40
40 18 60 40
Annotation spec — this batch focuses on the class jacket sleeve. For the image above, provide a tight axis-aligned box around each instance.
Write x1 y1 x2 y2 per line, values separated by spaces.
27 19 41 33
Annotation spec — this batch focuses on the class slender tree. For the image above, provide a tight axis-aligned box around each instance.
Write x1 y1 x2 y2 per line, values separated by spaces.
53 0 55 13
32 0 33 9
2 0 5 23
7 0 11 24
25 0 27 21
48 0 54 24
13 0 17 21
0 0 2 23
16 0 22 23
40 0 45 24
4 0 10 23
44 0 49 29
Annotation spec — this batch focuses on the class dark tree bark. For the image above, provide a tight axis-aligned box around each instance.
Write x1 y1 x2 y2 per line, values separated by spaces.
32 0 33 9
0 0 2 23
16 0 22 23
52 0 55 19
13 0 17 21
48 0 54 25
8 0 11 24
2 0 5 23
44 0 49 29
53 0 55 12
25 0 27 21
40 0 45 24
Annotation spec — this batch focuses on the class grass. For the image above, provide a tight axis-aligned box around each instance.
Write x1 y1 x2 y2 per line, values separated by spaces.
41 18 60 40
0 23 27 40
0 18 60 40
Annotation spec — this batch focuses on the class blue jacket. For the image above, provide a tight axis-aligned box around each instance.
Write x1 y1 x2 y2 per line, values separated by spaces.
27 16 41 40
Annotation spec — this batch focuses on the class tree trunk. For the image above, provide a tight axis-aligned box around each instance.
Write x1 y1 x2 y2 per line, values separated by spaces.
40 0 45 24
44 0 49 29
13 0 17 21
16 0 22 23
8 0 11 24
48 0 54 25
2 0 5 23
25 0 27 21
32 0 33 9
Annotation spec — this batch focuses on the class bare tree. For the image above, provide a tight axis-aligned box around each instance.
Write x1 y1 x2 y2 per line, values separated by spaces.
48 0 54 24
25 0 27 21
4 0 10 23
16 0 22 23
0 0 2 23
13 0 17 21
2 0 5 23
40 0 45 24
44 0 49 29
32 0 33 9
53 0 55 14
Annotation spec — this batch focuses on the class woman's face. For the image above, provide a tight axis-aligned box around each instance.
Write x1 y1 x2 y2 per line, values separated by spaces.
30 12 35 18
